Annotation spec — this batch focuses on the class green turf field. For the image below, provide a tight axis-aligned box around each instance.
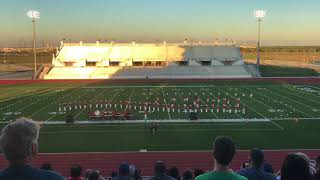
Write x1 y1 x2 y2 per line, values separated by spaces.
0 81 320 152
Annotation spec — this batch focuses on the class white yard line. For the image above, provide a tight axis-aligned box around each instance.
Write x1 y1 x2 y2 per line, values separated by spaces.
307 85 320 91
0 88 53 103
211 87 243 119
250 87 314 120
241 87 288 118
189 88 219 119
40 128 281 134
101 88 122 112
43 88 90 123
161 87 171 120
28 88 81 119
271 87 320 107
74 88 110 119
291 86 320 103
79 84 291 89
263 88 314 118
174 88 191 113
218 87 284 130
124 88 135 113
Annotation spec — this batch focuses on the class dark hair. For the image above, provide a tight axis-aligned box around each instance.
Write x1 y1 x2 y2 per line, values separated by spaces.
193 168 204 178
281 154 312 180
316 156 320 169
88 170 101 180
182 169 193 180
119 163 130 176
155 161 166 175
213 136 235 166
167 166 180 179
250 148 264 169
133 168 142 180
40 163 53 171
70 164 82 178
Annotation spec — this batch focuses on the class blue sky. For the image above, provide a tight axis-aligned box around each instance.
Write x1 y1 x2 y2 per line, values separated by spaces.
1 0 320 47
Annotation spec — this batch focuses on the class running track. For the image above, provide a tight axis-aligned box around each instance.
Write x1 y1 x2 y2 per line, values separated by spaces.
0 150 319 177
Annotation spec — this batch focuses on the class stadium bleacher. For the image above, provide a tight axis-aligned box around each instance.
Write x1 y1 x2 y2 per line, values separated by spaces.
43 42 253 79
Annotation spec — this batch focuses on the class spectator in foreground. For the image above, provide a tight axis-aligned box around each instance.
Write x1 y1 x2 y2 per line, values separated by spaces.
0 118 65 180
113 163 134 180
296 152 316 175
313 156 320 180
237 148 276 180
87 170 105 180
195 136 247 180
68 164 83 180
167 166 180 180
182 169 193 180
193 168 204 178
149 161 175 180
41 163 53 171
280 154 312 180
263 162 275 174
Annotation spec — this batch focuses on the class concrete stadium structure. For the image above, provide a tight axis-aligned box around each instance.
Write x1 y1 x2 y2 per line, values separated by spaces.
43 41 253 79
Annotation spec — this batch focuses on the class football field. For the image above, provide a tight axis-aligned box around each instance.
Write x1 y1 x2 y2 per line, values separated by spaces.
0 80 320 152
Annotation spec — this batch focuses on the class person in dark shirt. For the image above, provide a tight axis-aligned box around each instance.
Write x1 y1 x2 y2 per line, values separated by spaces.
113 163 134 180
280 153 312 180
167 166 180 180
313 156 320 180
149 161 176 180
237 148 277 180
67 164 83 180
0 118 65 180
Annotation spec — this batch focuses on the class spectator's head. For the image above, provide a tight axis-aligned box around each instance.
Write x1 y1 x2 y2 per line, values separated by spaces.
87 170 101 180
296 152 316 174
249 148 264 169
0 118 40 165
154 161 166 176
212 136 235 167
70 164 82 178
167 166 179 179
182 169 193 180
129 165 136 177
193 168 204 178
316 156 320 171
40 163 53 171
119 163 130 176
85 169 93 180
281 154 312 180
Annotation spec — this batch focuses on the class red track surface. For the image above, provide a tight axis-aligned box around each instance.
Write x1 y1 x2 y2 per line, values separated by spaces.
0 150 319 177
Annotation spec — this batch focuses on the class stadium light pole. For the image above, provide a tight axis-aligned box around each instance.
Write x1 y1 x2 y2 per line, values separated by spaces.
27 10 40 79
254 10 266 77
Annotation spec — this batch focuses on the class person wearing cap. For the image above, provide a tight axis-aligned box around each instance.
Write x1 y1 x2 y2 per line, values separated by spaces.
113 163 134 180
149 161 175 180
195 136 247 180
0 118 65 180
237 148 276 180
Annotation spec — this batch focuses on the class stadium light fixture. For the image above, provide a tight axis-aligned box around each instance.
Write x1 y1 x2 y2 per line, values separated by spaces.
254 10 266 77
27 10 40 79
